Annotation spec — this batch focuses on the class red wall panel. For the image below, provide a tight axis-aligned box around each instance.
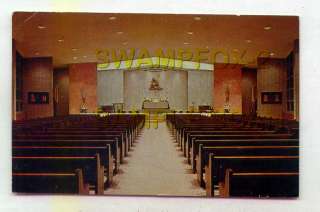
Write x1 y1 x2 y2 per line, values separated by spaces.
213 64 242 113
69 63 97 114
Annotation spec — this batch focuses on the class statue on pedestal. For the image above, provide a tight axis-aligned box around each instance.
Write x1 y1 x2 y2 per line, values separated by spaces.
80 88 88 113
224 84 231 113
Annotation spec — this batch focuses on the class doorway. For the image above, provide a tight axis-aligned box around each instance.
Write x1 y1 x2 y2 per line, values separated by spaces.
53 68 69 116
241 68 257 116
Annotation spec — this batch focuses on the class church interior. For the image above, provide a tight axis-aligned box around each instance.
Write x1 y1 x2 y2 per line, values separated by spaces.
12 12 299 197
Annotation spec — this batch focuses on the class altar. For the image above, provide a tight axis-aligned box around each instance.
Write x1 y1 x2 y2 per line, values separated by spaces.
142 99 170 113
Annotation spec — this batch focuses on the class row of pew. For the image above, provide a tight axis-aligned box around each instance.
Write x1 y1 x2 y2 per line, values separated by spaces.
12 114 145 195
167 114 299 198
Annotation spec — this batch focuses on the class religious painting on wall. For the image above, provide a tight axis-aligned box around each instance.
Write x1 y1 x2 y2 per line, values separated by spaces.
261 92 282 104
27 92 49 104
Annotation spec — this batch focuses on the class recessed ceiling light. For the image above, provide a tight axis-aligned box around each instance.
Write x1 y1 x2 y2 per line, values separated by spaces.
183 42 190 45
122 42 128 45
264 26 272 30
58 39 64 42
270 52 275 56
117 31 123 35
109 16 117 20
37 25 46 29
73 56 78 60
245 39 252 43
71 48 78 51
194 16 201 21
187 31 193 35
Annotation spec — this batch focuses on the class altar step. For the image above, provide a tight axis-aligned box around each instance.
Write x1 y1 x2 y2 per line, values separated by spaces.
144 113 166 129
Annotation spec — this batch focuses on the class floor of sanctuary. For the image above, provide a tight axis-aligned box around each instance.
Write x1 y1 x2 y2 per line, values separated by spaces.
104 122 206 196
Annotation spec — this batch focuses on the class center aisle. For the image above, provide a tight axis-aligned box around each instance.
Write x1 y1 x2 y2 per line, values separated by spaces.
105 122 206 196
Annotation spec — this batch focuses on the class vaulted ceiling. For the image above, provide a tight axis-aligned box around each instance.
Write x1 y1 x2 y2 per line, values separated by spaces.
13 12 298 68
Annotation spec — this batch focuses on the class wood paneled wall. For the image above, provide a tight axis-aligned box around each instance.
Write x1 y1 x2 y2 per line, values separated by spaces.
257 58 287 119
22 57 54 119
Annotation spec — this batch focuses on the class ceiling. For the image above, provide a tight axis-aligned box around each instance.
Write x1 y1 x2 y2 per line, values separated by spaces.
13 12 298 68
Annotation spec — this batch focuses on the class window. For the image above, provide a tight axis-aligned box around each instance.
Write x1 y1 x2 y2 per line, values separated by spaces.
16 51 23 112
286 51 294 112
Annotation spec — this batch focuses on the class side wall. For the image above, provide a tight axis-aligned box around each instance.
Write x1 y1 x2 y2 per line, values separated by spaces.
257 58 287 119
22 57 54 119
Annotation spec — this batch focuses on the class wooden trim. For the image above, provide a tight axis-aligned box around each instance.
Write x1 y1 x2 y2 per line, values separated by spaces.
75 169 89 195
13 146 108 149
107 144 113 187
197 144 205 187
233 172 299 176
206 153 214 197
223 168 233 198
13 173 75 176
13 156 95 159
202 145 299 150
214 156 299 159
95 153 104 195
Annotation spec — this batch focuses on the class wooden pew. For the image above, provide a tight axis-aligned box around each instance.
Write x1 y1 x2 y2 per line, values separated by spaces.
223 169 299 198
183 130 277 159
196 145 299 187
44 128 132 153
179 126 264 147
190 136 297 171
12 154 104 194
16 130 128 159
12 139 120 174
13 169 89 194
182 128 267 145
205 155 299 197
13 134 125 163
13 145 113 187
12 114 145 195
176 124 246 144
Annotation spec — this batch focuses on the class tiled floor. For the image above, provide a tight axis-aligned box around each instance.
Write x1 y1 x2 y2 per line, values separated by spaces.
104 122 206 196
